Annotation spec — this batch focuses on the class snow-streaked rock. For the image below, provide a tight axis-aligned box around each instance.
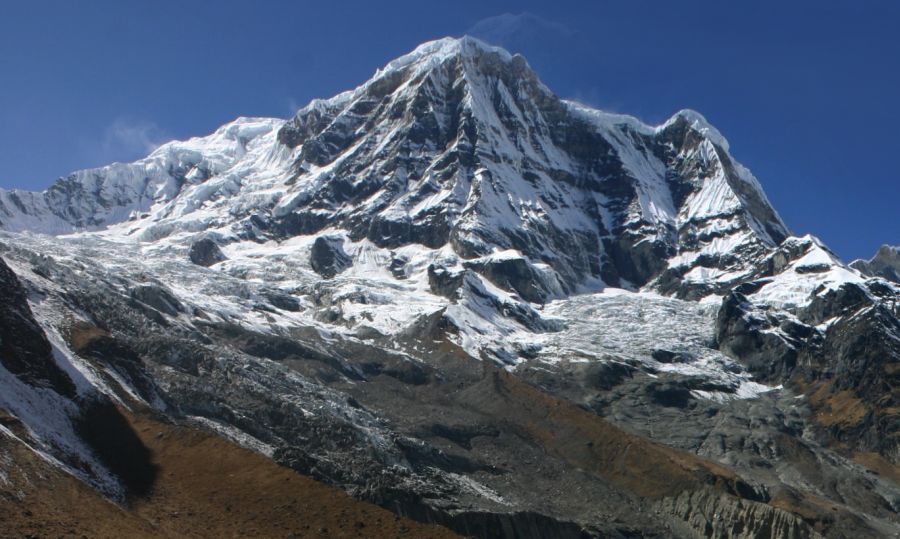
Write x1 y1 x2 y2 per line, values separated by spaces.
851 244 900 283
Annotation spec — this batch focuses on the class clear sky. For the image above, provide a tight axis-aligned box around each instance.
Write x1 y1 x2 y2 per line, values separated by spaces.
1 1 897 260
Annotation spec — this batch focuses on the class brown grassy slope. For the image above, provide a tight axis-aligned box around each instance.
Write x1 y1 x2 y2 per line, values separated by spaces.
461 366 866 534
0 410 460 539
468 366 748 499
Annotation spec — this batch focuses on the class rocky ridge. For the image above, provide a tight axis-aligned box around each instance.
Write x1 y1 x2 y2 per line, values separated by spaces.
852 244 900 283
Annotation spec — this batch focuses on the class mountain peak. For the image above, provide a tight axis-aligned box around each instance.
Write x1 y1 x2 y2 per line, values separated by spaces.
381 36 519 72
287 36 537 138
851 244 900 283
661 109 730 151
370 35 537 93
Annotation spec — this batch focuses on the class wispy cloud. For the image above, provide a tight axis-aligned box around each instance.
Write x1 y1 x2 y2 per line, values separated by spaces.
78 117 169 167
466 12 575 49
565 87 630 116
99 117 168 162
285 97 301 117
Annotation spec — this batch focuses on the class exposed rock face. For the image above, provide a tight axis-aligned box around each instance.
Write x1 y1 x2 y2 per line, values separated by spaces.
800 301 900 460
851 244 900 283
272 39 789 297
129 283 184 317
427 263 466 299
716 291 801 382
188 238 226 267
715 271 900 464
657 489 822 539
0 256 75 398
463 255 562 304
310 235 352 278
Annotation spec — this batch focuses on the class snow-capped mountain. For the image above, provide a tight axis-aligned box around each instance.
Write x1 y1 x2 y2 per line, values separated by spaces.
1 37 898 538
0 117 284 235
1 38 788 298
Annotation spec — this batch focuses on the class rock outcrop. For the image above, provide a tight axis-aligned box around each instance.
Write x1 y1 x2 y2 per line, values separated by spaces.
0 256 76 397
310 235 353 278
188 238 227 267
851 244 900 283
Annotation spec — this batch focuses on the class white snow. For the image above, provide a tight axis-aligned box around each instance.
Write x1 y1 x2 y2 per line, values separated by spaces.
531 288 780 400
0 361 123 497
660 109 731 151
750 236 866 309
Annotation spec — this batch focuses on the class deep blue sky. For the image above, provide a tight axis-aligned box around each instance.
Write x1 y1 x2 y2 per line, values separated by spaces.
1 1 897 260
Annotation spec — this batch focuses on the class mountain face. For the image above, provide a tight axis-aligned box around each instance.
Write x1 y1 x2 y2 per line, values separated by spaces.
0 37 898 538
852 244 900 283
0 38 787 300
